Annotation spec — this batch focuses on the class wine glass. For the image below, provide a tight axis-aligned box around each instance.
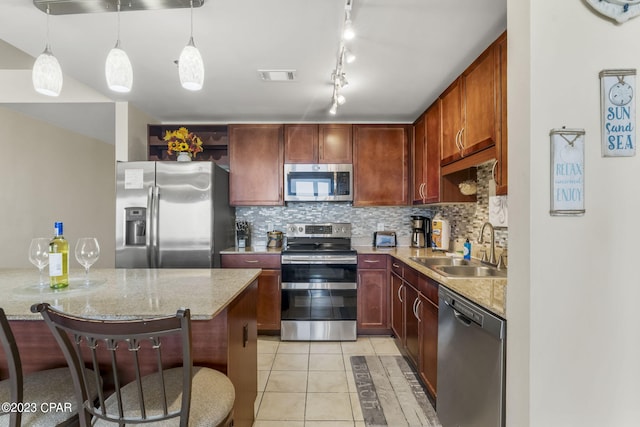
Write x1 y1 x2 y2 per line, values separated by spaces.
28 238 50 286
75 238 100 284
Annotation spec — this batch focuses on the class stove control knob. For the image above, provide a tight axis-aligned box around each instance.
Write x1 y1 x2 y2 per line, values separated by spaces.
298 226 304 233
289 225 297 233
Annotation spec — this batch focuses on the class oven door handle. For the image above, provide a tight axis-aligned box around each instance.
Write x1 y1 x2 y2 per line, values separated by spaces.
281 258 358 265
282 282 357 290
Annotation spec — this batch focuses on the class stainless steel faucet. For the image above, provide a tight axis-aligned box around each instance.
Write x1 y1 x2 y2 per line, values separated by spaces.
478 222 497 266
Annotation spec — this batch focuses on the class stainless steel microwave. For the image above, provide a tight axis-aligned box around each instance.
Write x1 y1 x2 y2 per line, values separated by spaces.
284 164 353 202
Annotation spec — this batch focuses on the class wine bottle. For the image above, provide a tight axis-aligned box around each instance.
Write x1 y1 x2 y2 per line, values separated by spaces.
49 221 69 289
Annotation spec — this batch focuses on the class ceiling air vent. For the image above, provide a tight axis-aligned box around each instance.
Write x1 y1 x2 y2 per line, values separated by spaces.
258 69 297 82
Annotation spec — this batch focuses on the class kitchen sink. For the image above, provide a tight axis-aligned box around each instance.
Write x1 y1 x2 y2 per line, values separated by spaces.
432 265 507 278
409 257 477 267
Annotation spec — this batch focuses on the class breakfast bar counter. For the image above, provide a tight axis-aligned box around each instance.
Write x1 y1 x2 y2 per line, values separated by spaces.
0 268 261 427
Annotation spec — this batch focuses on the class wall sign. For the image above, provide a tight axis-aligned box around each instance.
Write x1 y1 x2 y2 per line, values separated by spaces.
586 0 640 23
600 69 636 157
550 128 585 216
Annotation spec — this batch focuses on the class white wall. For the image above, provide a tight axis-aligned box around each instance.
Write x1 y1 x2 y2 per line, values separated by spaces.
508 1 640 426
0 106 115 269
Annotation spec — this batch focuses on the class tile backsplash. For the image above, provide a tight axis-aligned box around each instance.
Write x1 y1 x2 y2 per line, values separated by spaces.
236 162 508 250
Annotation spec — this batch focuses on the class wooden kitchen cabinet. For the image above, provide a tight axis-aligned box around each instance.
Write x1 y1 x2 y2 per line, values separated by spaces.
357 254 389 333
221 253 282 332
228 124 284 206
353 125 410 206
418 275 439 398
390 270 405 344
413 100 475 204
440 36 500 169
284 124 352 164
389 257 439 399
412 112 427 204
494 31 508 195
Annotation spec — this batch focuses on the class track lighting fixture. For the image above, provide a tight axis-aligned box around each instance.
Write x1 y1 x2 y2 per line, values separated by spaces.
343 14 355 40
328 0 356 115
105 1 133 93
178 0 205 91
32 6 63 97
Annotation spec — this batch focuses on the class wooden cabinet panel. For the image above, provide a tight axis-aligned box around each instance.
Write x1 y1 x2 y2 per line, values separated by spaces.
404 284 420 366
440 79 463 164
353 125 409 206
229 124 283 206
412 113 427 204
256 269 281 331
462 45 498 156
390 272 404 342
284 124 352 164
284 124 318 163
495 31 508 195
424 101 442 203
440 36 499 168
221 254 281 332
357 269 389 330
319 124 352 163
419 294 438 398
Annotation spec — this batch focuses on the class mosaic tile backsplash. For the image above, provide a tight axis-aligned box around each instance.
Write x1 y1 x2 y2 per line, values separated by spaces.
236 163 508 250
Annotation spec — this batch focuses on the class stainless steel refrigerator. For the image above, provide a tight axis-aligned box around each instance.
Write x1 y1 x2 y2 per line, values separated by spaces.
115 161 234 268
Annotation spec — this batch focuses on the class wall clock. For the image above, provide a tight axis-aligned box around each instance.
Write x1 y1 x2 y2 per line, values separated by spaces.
586 0 640 23
599 69 636 157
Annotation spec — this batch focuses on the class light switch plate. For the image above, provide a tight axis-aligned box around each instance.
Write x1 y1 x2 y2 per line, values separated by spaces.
377 223 385 231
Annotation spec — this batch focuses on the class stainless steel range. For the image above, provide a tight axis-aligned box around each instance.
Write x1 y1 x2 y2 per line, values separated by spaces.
280 223 357 341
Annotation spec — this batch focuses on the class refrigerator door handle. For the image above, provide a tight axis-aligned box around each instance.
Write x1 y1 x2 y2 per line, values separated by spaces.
146 185 160 268
151 186 160 268
146 186 154 267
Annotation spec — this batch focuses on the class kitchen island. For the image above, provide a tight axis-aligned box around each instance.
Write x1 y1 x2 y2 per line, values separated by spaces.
0 268 261 427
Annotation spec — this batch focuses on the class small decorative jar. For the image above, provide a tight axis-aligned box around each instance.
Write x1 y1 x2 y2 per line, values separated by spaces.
176 151 191 162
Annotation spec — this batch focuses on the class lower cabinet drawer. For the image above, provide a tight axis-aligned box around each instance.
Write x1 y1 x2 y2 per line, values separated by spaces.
357 254 387 269
221 254 281 269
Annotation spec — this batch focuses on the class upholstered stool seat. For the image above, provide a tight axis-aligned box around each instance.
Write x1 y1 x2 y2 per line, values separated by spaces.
0 367 99 427
93 367 234 427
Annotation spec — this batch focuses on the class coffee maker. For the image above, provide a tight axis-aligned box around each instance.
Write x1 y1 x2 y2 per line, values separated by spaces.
411 215 431 248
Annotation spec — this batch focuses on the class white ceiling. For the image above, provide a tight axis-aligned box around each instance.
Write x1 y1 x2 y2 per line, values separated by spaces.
0 0 506 144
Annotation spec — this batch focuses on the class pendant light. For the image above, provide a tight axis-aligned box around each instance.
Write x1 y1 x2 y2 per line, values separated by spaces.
105 1 133 93
178 0 205 91
32 6 63 97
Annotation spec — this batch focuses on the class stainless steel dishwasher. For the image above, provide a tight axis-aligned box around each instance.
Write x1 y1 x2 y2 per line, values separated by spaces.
437 286 506 427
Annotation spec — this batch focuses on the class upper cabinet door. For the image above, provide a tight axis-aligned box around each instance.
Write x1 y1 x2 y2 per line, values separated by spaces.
284 124 318 163
440 38 500 167
495 31 508 195
229 124 284 206
461 44 498 157
412 113 427 205
353 125 409 206
424 100 442 204
440 79 463 165
284 124 352 164
319 124 352 163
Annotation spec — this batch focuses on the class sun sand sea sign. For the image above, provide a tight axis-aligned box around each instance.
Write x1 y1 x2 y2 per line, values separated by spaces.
550 128 585 216
600 69 636 157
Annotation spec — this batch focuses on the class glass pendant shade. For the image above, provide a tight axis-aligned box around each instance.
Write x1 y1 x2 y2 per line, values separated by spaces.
179 37 204 91
105 41 133 93
32 46 63 97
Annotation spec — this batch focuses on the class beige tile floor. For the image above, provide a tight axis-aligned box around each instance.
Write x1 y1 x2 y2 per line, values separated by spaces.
253 335 403 427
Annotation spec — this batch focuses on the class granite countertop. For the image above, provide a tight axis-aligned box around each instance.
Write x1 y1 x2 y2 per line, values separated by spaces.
354 246 507 318
0 268 261 321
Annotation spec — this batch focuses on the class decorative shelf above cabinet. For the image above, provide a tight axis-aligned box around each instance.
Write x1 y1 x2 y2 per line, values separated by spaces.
148 124 228 169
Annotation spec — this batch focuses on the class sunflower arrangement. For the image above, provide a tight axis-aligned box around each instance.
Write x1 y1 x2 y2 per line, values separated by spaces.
164 127 204 158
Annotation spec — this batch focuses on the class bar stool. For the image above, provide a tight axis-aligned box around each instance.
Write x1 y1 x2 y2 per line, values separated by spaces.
0 307 98 427
32 303 235 427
